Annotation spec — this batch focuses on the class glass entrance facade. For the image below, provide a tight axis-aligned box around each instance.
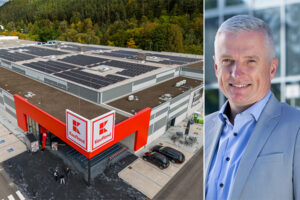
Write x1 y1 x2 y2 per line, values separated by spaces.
26 116 40 143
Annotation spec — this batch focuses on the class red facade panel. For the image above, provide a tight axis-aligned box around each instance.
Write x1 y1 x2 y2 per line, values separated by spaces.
14 94 151 159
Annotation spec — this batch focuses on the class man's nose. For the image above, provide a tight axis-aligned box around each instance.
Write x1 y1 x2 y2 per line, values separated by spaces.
231 62 244 78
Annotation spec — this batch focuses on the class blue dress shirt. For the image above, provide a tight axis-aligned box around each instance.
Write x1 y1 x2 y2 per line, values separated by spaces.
206 91 272 200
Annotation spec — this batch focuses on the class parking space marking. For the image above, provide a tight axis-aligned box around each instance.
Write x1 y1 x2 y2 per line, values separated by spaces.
7 195 15 200
16 191 25 200
119 167 161 199
130 159 170 186
119 143 194 199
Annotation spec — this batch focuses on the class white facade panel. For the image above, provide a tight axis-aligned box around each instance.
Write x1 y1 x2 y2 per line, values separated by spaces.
169 106 188 119
170 95 190 109
132 79 156 91
156 69 176 78
149 113 168 126
146 125 166 144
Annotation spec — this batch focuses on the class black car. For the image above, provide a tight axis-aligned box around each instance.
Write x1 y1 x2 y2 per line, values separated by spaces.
143 152 170 169
152 145 185 163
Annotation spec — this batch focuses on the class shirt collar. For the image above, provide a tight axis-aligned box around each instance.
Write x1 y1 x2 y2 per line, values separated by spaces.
218 91 272 123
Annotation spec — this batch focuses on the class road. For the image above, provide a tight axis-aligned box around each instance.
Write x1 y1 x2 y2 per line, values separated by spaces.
0 164 25 200
153 148 203 200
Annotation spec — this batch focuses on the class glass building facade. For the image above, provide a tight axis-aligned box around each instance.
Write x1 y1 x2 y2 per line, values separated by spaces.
205 0 300 114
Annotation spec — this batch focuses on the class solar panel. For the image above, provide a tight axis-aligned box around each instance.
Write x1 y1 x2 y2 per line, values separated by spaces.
11 46 67 57
47 44 110 52
59 55 108 66
0 49 35 62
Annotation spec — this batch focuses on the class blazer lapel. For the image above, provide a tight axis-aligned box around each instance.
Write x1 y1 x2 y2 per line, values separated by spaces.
229 95 281 199
205 115 224 183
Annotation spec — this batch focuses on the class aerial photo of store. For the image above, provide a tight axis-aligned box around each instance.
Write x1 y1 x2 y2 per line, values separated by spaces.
0 35 203 193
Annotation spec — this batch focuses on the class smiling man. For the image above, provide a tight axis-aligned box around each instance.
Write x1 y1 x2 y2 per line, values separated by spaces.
205 15 300 200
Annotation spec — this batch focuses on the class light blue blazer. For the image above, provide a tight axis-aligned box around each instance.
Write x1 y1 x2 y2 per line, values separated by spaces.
205 95 300 200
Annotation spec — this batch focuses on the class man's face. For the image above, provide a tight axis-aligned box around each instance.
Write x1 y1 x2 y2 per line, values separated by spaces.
214 31 278 110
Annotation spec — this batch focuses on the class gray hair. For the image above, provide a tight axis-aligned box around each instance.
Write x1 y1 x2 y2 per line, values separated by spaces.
215 15 275 61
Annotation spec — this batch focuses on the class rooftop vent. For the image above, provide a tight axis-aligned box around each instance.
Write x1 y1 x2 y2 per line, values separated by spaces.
128 95 134 101
137 52 147 61
77 46 83 52
128 95 139 101
159 93 172 101
175 80 186 87
25 91 36 98
98 65 110 72
55 43 61 49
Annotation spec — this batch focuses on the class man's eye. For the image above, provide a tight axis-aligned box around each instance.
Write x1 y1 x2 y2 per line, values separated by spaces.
249 59 256 63
222 59 232 64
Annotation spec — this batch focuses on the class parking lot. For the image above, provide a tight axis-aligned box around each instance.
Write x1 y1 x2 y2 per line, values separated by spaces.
0 123 26 163
119 142 193 199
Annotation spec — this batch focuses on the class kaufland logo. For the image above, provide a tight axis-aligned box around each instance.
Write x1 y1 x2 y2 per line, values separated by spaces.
66 110 88 151
99 121 108 135
73 120 81 134
92 111 115 151
66 109 115 152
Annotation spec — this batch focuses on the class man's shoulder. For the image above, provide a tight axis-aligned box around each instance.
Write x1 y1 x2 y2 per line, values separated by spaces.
279 102 300 121
205 111 219 121
205 111 220 129
280 102 300 115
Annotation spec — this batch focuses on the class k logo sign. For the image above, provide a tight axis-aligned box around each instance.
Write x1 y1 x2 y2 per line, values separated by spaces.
66 110 88 151
92 111 115 151
73 120 81 134
99 121 108 135
66 110 115 152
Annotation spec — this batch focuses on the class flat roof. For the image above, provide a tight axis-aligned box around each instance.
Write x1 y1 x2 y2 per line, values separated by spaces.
108 77 202 114
0 67 128 123
185 61 203 70
0 40 202 92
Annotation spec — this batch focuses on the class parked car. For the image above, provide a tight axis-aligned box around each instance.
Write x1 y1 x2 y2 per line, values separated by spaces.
142 152 170 169
152 145 185 163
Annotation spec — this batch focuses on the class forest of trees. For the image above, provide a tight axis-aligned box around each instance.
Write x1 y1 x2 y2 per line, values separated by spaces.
0 0 203 54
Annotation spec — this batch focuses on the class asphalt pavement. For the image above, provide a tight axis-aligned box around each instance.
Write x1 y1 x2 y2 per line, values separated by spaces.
2 149 146 200
153 148 203 200
0 164 25 200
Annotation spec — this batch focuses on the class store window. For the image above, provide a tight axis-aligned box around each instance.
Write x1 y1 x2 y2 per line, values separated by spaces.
205 17 218 84
286 82 300 109
286 3 300 76
206 0 217 9
254 7 281 77
271 83 281 100
205 89 219 115
224 12 248 21
226 0 250 6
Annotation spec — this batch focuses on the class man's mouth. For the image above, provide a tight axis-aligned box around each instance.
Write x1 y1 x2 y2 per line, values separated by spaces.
230 84 250 88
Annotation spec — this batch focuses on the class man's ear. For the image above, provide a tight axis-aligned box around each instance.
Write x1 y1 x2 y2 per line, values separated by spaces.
270 58 278 80
213 55 219 77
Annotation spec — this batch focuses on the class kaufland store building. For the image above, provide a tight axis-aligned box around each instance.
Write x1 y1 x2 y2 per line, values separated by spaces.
0 36 203 164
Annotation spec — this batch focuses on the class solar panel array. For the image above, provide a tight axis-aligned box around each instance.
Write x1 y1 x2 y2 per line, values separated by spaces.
149 53 200 63
0 49 35 62
47 44 110 52
106 60 158 77
11 46 67 57
99 52 136 59
2 43 200 90
96 49 200 65
23 60 76 74
59 55 108 66
53 69 127 89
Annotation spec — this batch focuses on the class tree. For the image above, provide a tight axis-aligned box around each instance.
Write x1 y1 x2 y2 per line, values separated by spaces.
168 24 184 52
127 38 137 48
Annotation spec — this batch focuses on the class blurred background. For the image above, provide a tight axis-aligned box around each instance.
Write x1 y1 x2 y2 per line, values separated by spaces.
205 0 300 115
